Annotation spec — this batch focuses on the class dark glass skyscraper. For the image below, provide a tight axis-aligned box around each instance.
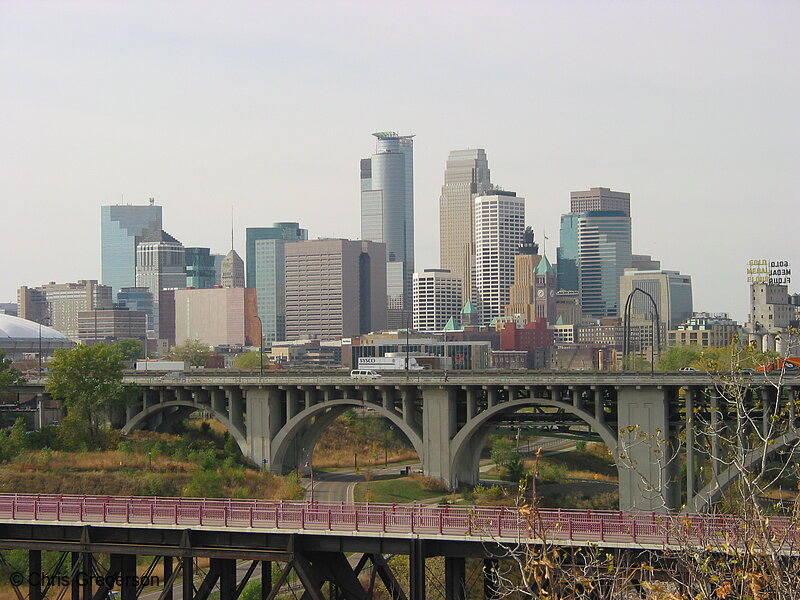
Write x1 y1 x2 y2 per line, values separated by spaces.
361 132 414 329
245 222 308 342
185 247 217 289
101 202 162 298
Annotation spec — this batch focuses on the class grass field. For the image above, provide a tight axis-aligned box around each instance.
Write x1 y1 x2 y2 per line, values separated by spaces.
354 475 447 503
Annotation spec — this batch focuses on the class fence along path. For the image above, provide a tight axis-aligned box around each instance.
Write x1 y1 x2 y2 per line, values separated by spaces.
0 494 796 551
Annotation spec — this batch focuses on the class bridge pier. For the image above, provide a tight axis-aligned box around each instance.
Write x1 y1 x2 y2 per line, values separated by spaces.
422 387 457 486
617 386 679 511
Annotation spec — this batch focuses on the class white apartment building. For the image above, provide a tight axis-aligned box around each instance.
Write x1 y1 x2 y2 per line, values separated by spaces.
412 269 462 332
473 192 525 325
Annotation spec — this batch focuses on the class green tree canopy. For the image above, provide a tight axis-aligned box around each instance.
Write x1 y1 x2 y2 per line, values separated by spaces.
169 339 213 367
45 343 127 448
232 351 263 370
111 338 144 361
656 345 704 371
0 349 22 391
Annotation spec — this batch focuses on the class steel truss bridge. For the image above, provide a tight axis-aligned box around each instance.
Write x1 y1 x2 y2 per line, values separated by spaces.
1 494 798 600
19 371 800 512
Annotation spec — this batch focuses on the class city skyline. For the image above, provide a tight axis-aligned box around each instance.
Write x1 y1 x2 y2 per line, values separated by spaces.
1 2 798 322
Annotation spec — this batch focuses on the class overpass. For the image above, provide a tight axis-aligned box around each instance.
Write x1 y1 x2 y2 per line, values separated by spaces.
20 371 800 512
1 493 795 600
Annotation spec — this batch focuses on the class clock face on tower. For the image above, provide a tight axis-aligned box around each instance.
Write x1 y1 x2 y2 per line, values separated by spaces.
537 289 545 298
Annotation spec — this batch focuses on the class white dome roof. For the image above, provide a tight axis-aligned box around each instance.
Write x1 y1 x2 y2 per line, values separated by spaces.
0 314 69 340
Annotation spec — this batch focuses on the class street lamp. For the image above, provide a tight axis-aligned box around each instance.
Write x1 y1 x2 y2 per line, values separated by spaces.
253 315 264 375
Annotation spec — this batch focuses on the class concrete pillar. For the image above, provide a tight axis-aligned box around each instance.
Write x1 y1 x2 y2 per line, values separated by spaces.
226 386 245 433
466 387 477 420
422 386 457 486
685 387 696 506
616 385 679 511
402 388 416 427
304 388 316 410
211 387 226 414
486 387 498 408
549 385 563 403
381 388 395 412
593 386 604 423
246 387 282 467
286 387 300 421
195 388 210 407
505 385 518 403
570 385 581 409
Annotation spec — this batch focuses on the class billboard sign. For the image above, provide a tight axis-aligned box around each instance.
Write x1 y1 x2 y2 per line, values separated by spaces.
747 259 791 285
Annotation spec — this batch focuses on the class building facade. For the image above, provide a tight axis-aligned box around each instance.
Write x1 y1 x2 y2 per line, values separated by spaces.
185 247 217 289
577 210 632 318
18 280 113 340
221 249 245 288
174 287 259 348
668 313 740 348
473 192 525 325
619 269 693 330
570 187 631 215
246 223 308 343
284 239 387 341
361 132 415 329
135 230 186 337
745 283 794 352
439 149 493 304
412 269 463 332
505 228 558 325
101 202 162 297
77 309 147 344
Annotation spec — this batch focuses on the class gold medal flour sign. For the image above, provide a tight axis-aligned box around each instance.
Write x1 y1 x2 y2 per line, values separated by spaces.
747 259 791 285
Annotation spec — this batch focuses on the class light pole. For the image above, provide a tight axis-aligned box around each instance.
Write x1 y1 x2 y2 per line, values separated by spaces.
253 315 264 375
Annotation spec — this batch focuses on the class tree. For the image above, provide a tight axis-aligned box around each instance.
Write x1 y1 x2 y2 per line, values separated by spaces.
45 343 127 449
232 351 263 370
0 349 22 390
169 339 213 367
656 344 704 371
490 437 517 471
111 338 144 362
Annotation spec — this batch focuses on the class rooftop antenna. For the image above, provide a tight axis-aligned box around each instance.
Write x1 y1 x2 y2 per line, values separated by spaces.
149 197 154 206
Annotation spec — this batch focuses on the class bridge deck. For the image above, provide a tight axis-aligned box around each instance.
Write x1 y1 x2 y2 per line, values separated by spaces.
0 494 794 552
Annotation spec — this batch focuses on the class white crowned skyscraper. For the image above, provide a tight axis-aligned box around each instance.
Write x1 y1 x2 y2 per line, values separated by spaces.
361 132 414 329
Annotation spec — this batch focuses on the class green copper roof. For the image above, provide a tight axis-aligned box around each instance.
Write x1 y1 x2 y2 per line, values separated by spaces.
535 254 555 275
556 315 565 325
461 300 477 314
443 317 459 331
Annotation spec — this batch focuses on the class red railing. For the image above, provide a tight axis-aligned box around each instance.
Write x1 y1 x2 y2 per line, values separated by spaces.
0 494 796 550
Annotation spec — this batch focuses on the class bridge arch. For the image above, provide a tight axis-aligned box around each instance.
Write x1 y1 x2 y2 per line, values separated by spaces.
121 400 248 456
270 399 424 474
685 431 800 513
449 396 619 488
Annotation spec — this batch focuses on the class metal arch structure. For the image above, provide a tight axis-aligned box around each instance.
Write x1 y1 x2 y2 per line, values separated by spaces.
622 287 662 367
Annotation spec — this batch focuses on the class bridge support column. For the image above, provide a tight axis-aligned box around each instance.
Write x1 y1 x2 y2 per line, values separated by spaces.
445 556 465 600
195 388 210 407
226 386 245 433
381 388 395 413
593 386 605 423
466 387 477 420
401 388 416 427
422 387 457 487
286 388 300 421
617 386 679 511
246 387 282 467
163 556 173 600
211 387 226 414
409 539 426 600
29 550 42 600
486 387 498 408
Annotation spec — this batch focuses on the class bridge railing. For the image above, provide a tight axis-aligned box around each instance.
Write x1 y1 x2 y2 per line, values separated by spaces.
0 494 796 550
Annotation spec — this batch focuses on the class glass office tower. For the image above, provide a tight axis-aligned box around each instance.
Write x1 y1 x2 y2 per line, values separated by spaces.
101 202 162 298
577 210 632 318
557 213 579 292
246 222 308 343
185 247 217 289
361 132 415 329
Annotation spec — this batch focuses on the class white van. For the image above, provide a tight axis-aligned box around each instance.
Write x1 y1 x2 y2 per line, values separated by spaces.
350 369 381 379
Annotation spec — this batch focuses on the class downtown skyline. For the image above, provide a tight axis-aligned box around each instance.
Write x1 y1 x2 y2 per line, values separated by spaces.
2 1 798 323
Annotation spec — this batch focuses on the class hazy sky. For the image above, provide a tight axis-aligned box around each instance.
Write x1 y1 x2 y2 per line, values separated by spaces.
2 1 798 322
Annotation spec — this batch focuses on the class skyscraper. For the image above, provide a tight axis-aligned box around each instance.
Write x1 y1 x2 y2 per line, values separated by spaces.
221 249 245 288
439 149 492 304
577 210 632 318
101 201 162 297
284 239 387 340
506 228 558 325
619 269 693 329
570 187 630 215
185 247 217 289
412 269 462 332
361 132 415 329
246 223 308 342
135 230 186 336
473 192 525 325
